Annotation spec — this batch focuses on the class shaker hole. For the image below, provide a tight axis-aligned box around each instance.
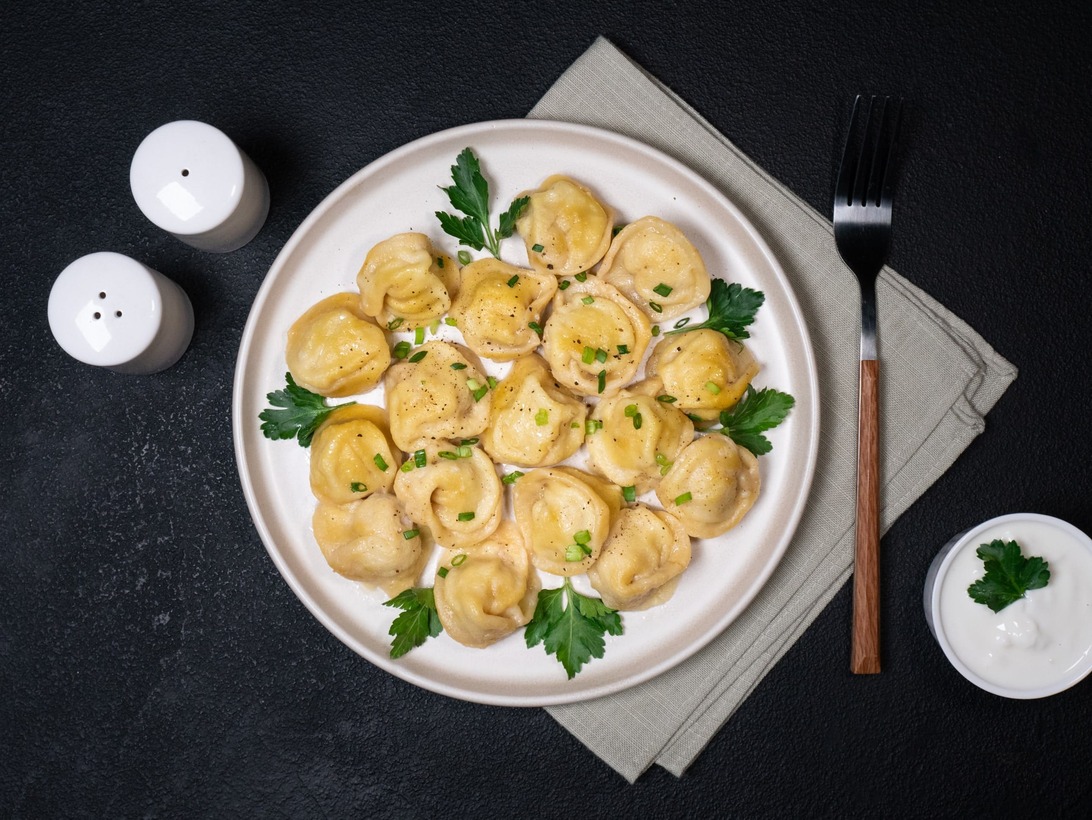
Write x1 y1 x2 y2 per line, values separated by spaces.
93 312 101 320
181 169 190 177
98 291 106 299
115 310 123 318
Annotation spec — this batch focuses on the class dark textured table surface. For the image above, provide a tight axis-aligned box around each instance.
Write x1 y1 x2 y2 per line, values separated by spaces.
4 2 1091 816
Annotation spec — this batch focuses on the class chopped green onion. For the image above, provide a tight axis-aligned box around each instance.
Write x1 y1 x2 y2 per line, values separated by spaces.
501 471 524 485
653 283 673 298
652 325 661 336
655 453 671 466
624 404 639 418
451 553 468 566
597 370 607 393
660 464 672 476
486 376 498 390
414 449 427 468
387 317 404 331
438 451 458 460
559 279 571 290
535 408 549 426
622 485 636 503
581 296 595 305
458 250 472 265
436 256 445 269
617 344 629 355
507 274 519 287
456 444 472 458
673 317 691 329
350 482 368 493
529 321 543 337
393 341 411 359
403 528 419 540
649 301 663 313
656 394 677 403
430 319 440 334
414 326 425 345
437 566 449 578
674 492 693 506
633 413 643 430
408 350 427 363
445 317 459 326
705 381 722 395
400 462 414 473
612 224 625 236
571 421 581 428
582 346 595 364
585 419 603 434
471 385 489 402
450 362 467 370
460 437 480 445
564 544 585 562
373 454 389 471
687 413 704 423
457 511 476 522
595 348 608 363
575 272 587 282
466 378 482 391
573 530 591 545
532 243 545 253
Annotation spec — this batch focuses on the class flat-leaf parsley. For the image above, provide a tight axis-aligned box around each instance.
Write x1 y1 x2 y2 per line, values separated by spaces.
259 372 355 447
525 578 623 679
435 147 528 258
967 540 1050 613
717 385 795 456
665 279 764 340
383 587 443 658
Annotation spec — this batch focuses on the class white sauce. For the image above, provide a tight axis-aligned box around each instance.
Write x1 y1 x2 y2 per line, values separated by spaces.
938 518 1092 693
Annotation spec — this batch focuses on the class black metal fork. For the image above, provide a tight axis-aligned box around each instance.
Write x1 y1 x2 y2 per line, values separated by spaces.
834 95 902 675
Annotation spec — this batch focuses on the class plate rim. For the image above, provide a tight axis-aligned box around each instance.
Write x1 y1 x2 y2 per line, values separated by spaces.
232 118 820 706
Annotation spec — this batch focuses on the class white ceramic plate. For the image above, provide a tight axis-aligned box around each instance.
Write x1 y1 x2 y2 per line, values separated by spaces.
232 120 819 706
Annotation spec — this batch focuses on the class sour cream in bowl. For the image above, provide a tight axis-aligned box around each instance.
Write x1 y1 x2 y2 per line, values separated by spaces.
924 513 1092 699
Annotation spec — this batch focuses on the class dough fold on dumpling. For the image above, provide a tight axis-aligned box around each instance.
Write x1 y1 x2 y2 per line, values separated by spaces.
384 340 491 451
393 441 503 549
656 434 761 538
542 278 651 398
598 217 711 321
286 292 391 397
515 175 613 276
481 355 586 467
512 467 621 576
588 504 691 611
356 233 457 329
584 392 694 494
645 328 760 421
433 522 539 648
309 404 400 505
450 259 556 361
312 493 427 596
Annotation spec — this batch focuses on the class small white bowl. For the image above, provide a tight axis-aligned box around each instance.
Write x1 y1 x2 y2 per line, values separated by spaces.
924 513 1092 699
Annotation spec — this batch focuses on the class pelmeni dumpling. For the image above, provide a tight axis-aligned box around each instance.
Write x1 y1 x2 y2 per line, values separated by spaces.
515 175 613 277
450 258 556 362
285 292 391 397
481 355 586 467
393 441 503 549
433 522 540 648
311 493 427 596
542 278 652 398
584 392 694 494
598 217 711 321
588 504 691 611
655 434 761 538
356 233 458 329
309 405 400 505
512 466 622 576
384 341 491 451
645 328 760 421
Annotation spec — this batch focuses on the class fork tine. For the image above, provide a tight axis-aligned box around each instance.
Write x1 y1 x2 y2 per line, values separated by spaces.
877 98 903 206
853 96 879 207
835 94 864 207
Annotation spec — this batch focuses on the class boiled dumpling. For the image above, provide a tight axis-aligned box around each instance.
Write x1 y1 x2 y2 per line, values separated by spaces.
433 522 540 648
598 217 711 321
393 440 503 549
481 355 586 467
311 493 428 596
512 466 622 576
285 292 391 397
515 175 613 276
655 434 761 538
450 258 556 361
587 504 691 610
309 404 400 505
384 340 491 451
542 278 651 397
645 328 760 421
356 233 458 329
584 392 694 494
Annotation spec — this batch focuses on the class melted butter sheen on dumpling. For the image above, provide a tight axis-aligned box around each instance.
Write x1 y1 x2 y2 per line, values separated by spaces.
516 175 613 276
512 467 621 576
433 522 539 648
656 434 761 538
384 341 491 451
542 278 651 397
588 504 691 611
645 328 760 421
312 493 427 597
309 405 400 505
393 441 503 549
481 355 586 467
356 233 457 329
585 392 694 494
451 259 556 362
286 292 391 397
598 217 711 321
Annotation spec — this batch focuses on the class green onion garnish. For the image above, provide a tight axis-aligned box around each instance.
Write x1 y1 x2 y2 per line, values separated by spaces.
400 462 414 473
403 529 419 540
507 274 519 287
575 272 587 282
438 451 458 460
624 404 638 418
581 296 595 305
451 553 468 566
657 394 677 403
564 545 584 562
456 444 472 458
529 321 543 337
436 256 445 269
393 341 411 358
387 317 404 330
535 408 549 426
705 381 722 395
457 511 475 522
532 243 545 253
649 301 663 313
585 419 602 434
652 325 661 336
471 385 489 402
622 485 636 503
445 317 459 326
350 482 367 493
674 492 693 506
597 370 607 393
559 279 571 290
437 566 449 578
501 471 524 485
458 250 472 265
582 346 595 364
595 348 607 363
633 413 643 430
414 326 425 345
653 283 673 297
450 362 467 370
673 317 691 329
373 454 389 471
574 530 591 545
617 344 629 355
414 449 427 468
408 350 427 363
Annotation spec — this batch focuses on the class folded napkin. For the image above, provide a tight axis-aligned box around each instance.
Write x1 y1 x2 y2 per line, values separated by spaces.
531 37 1017 782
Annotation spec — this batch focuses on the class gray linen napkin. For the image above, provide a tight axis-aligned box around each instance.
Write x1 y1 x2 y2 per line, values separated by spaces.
530 37 1017 782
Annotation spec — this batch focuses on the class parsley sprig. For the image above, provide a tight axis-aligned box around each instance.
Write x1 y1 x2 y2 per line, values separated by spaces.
967 540 1050 613
525 578 623 679
717 385 795 456
435 148 528 258
383 587 443 658
259 372 355 447
665 279 765 340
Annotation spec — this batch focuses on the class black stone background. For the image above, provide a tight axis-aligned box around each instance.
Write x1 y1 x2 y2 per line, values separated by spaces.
3 1 1091 817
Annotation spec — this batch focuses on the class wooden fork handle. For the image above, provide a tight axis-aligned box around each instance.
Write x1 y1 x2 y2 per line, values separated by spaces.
851 358 881 674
